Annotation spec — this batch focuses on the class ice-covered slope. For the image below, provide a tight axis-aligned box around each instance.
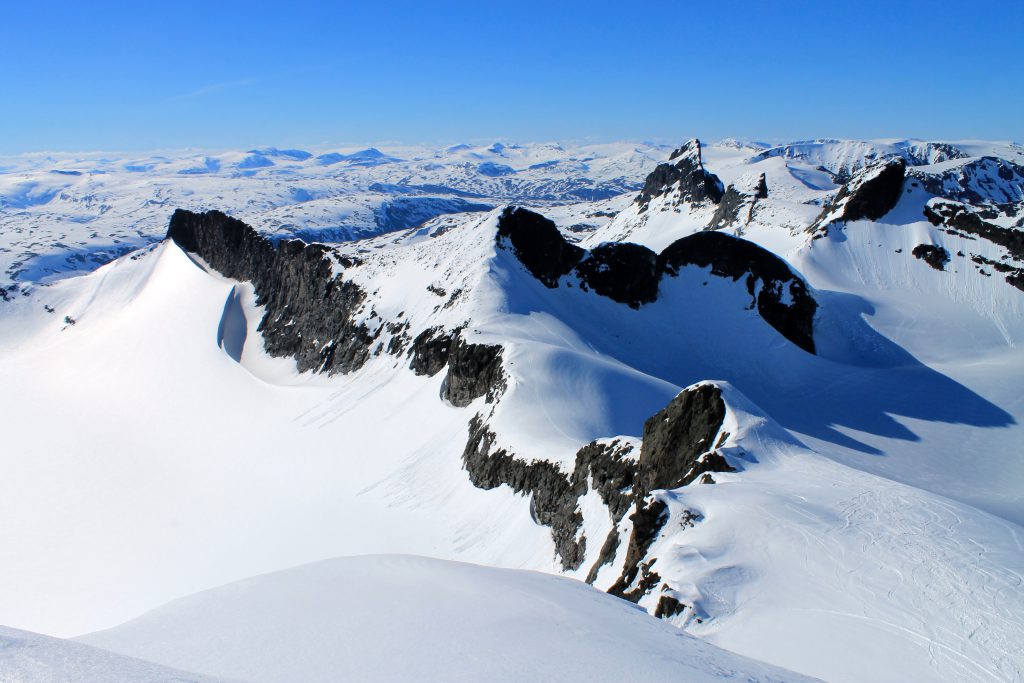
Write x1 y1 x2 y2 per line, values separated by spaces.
78 554 817 683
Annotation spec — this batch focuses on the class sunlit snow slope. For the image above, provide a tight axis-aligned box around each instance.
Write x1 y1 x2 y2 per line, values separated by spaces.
76 554 817 683
1 136 1023 683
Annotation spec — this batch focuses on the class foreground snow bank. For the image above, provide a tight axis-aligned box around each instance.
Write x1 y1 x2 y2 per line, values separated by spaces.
78 554 816 683
0 625 225 682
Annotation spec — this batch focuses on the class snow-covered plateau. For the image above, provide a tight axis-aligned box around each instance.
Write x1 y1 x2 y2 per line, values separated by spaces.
1 138 1022 683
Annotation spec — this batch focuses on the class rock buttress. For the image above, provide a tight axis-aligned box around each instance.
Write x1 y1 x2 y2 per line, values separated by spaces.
167 209 374 374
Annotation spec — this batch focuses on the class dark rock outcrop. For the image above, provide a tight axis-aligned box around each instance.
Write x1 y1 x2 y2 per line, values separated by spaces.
571 440 637 523
167 209 373 374
636 384 728 496
458 383 732 598
659 231 818 354
911 157 1024 206
442 334 505 406
408 327 457 376
574 243 659 308
810 158 906 234
755 172 769 199
912 244 951 271
606 498 668 601
925 201 1024 261
634 140 725 211
654 595 689 619
924 201 1024 291
707 185 750 231
833 157 906 222
462 415 585 570
603 385 730 603
496 207 818 353
496 207 584 287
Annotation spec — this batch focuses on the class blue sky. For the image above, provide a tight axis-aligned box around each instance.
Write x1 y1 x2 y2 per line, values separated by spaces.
2 0 1021 152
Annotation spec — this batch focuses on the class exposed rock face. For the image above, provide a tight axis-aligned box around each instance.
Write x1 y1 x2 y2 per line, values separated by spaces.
443 334 505 407
606 499 668 601
912 244 951 271
458 382 733 603
634 140 725 211
810 158 906 234
497 208 818 353
603 385 730 605
496 207 584 287
911 157 1024 205
167 209 374 375
571 440 638 524
462 415 585 570
659 232 818 354
408 327 457 376
707 185 750 231
924 200 1024 291
635 384 728 495
575 243 659 308
925 201 1024 261
755 172 769 199
707 173 766 232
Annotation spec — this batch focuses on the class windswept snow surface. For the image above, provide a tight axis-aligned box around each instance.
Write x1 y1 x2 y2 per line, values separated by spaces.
2 137 1024 683
0 626 225 683
77 554 817 683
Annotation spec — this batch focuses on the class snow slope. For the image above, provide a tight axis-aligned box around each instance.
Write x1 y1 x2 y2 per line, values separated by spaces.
0 626 225 683
1 137 1023 683
0 239 559 637
603 383 1024 683
77 554 817 683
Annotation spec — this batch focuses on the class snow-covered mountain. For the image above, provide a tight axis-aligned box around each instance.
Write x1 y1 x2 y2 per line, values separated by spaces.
0 141 662 289
1 137 1022 683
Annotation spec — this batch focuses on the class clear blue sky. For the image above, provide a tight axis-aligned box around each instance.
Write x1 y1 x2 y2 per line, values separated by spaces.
2 0 1021 153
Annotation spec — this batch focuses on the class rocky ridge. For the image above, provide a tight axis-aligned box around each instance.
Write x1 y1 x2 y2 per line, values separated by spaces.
808 158 906 236
634 140 725 211
497 207 818 351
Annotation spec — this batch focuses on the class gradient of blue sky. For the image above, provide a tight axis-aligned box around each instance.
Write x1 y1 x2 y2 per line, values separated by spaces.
2 0 1021 152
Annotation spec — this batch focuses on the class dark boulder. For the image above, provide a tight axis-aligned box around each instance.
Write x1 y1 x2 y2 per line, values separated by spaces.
912 244 951 271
